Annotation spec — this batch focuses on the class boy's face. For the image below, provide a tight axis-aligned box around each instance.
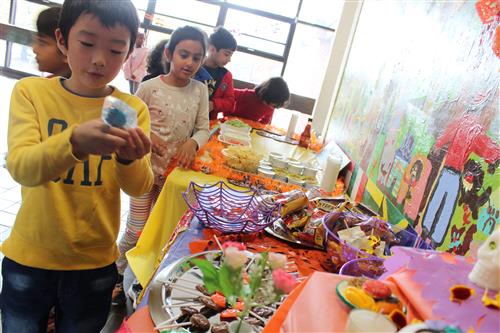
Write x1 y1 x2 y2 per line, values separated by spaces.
56 13 131 96
33 34 68 76
209 45 233 67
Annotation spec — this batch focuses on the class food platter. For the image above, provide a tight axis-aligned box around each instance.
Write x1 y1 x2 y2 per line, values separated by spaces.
149 251 279 332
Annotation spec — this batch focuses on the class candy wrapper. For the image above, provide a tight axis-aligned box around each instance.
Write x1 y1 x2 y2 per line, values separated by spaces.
295 209 327 247
101 96 137 129
272 190 309 217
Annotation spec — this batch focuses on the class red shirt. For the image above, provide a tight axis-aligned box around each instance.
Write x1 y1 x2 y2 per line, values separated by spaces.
227 88 275 124
204 66 235 119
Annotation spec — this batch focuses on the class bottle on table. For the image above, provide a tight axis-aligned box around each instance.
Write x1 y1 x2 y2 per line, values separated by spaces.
298 118 312 148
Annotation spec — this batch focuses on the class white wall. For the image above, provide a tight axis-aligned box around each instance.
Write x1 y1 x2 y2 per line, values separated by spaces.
311 0 364 139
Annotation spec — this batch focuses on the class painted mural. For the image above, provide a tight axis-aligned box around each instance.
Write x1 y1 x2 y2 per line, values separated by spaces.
326 0 499 255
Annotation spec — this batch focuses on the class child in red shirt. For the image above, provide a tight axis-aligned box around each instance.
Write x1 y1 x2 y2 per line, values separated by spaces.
228 77 290 124
203 27 237 119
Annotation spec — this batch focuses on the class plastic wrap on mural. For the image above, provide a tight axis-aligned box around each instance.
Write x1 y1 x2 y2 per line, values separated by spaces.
326 0 499 255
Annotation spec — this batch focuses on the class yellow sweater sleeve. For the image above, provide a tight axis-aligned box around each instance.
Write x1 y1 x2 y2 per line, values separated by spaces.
7 80 80 186
113 96 154 197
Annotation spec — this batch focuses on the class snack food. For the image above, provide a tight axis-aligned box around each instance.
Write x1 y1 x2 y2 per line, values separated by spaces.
101 96 137 129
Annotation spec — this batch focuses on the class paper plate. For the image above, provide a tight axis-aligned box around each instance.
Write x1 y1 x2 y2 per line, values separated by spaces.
336 280 407 314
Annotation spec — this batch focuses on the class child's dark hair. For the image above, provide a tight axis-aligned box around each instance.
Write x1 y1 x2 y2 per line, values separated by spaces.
166 26 208 57
58 0 139 53
37 6 61 39
146 39 168 78
209 26 237 51
255 77 290 108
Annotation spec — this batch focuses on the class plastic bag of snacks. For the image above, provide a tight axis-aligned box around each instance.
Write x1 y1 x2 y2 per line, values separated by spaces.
271 190 309 217
101 96 137 129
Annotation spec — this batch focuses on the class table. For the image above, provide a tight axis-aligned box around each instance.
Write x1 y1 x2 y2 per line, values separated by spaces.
127 130 319 287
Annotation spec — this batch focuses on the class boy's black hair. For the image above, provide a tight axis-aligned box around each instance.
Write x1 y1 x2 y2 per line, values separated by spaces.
255 77 290 108
146 39 168 78
208 26 237 51
58 0 139 53
166 26 208 57
36 6 62 39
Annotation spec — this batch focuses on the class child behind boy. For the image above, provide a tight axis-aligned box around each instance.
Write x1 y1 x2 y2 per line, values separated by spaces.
114 26 209 303
227 77 290 124
32 6 71 77
202 27 237 119
0 0 153 332
123 32 148 93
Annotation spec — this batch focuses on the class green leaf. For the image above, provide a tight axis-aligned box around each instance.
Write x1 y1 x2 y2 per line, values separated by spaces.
218 264 236 302
190 258 219 293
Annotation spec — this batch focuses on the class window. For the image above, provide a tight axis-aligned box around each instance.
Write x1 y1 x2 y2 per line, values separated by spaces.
152 14 212 34
299 0 344 29
154 0 219 27
0 0 10 24
146 30 170 50
226 51 282 84
284 24 336 98
13 1 46 30
0 40 6 67
227 0 300 18
2 0 343 106
131 0 149 11
9 42 39 75
225 9 290 57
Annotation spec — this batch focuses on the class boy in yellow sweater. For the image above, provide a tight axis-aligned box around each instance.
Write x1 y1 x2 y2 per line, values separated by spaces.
0 0 153 332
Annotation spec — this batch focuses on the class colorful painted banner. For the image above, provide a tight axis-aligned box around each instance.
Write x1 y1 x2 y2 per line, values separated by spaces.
326 0 499 255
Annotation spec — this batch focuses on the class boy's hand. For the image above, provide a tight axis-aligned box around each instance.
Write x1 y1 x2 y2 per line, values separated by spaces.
70 119 129 159
151 132 168 156
176 139 198 168
116 127 151 163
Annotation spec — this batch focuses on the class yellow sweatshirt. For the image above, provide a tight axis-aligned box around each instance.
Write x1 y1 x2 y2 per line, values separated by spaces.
2 77 154 270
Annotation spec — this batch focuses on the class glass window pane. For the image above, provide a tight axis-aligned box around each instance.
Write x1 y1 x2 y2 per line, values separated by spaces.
152 14 213 34
14 1 47 30
0 40 6 66
0 0 10 24
137 9 145 24
154 0 219 26
226 51 282 85
131 0 149 11
228 0 299 18
225 9 290 45
9 42 40 75
284 24 335 98
236 34 285 57
299 0 344 29
145 29 170 50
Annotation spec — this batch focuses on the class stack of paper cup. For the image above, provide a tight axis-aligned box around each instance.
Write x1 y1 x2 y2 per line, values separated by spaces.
286 112 299 139
320 154 342 193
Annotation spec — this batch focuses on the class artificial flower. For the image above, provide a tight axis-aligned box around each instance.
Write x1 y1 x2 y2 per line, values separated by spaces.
268 253 287 269
272 269 299 294
222 241 246 251
224 246 248 269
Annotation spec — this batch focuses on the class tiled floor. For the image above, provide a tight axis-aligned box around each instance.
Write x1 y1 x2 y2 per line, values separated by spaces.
0 74 133 332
